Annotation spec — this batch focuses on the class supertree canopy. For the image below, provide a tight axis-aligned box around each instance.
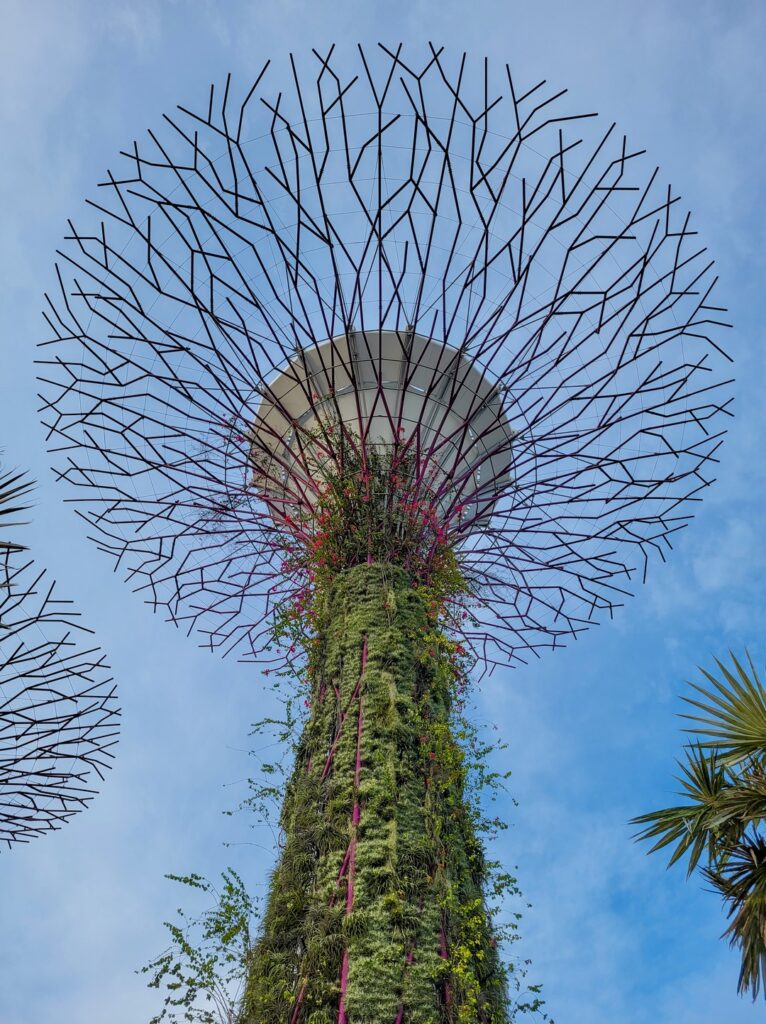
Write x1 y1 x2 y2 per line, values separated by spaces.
0 467 120 848
38 45 731 1022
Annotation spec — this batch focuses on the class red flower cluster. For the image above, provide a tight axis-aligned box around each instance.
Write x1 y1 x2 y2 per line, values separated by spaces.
271 430 473 683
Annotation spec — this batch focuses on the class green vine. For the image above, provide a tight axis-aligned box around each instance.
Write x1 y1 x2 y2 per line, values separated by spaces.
140 431 549 1023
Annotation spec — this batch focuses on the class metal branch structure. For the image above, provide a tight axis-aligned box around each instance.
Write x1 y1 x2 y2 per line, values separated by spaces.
0 532 119 848
37 45 732 673
36 44 732 1021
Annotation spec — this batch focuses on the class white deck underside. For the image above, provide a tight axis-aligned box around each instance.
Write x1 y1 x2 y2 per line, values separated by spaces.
250 330 515 515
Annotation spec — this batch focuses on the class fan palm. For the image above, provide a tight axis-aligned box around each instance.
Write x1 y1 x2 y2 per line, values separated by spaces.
633 652 766 998
0 466 33 554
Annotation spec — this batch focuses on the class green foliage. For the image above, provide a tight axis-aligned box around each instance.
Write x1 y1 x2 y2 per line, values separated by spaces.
0 466 34 554
142 447 548 1023
632 744 729 876
243 562 548 1022
139 870 258 1024
633 651 766 999
683 653 766 765
271 425 472 685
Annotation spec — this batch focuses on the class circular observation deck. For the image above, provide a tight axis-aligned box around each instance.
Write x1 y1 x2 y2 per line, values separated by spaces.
249 330 515 521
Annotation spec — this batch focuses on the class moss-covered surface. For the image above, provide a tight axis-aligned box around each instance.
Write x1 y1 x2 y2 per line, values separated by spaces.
243 562 508 1023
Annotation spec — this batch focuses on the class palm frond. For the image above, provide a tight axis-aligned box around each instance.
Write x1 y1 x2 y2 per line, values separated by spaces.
631 746 729 875
705 834 766 1000
0 468 34 553
636 652 766 1001
682 652 766 765
708 763 766 839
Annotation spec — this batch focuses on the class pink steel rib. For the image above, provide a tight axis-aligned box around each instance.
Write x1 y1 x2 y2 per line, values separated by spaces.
338 636 368 1024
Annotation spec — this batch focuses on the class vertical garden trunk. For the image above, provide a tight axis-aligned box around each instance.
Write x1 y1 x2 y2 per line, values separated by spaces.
244 562 508 1023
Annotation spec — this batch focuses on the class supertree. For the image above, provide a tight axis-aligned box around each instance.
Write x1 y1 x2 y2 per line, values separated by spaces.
37 45 732 1022
0 465 120 848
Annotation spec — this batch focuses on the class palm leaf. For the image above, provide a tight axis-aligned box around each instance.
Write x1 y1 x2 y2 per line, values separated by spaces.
708 762 766 839
636 653 766 1001
705 834 766 1000
682 652 766 765
631 746 729 875
0 467 34 552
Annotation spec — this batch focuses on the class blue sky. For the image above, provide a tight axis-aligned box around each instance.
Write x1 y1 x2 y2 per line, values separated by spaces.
0 2 765 1022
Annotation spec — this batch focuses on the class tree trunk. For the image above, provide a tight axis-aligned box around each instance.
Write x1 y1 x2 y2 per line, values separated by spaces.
243 562 508 1023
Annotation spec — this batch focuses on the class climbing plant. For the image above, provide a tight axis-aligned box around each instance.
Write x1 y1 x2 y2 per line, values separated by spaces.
243 438 546 1023
142 439 549 1023
140 689 548 1023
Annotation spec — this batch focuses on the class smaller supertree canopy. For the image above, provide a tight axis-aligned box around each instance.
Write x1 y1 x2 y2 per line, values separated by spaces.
0 468 119 847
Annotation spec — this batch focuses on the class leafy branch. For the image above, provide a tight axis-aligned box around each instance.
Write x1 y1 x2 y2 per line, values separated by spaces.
138 870 259 1024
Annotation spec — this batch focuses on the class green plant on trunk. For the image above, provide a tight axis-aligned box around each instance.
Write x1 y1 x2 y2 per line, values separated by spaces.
141 434 549 1023
244 435 524 1023
139 690 547 1023
244 560 511 1023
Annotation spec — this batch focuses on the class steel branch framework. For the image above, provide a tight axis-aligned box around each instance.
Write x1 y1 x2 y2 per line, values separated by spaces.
0 544 119 848
37 44 733 672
